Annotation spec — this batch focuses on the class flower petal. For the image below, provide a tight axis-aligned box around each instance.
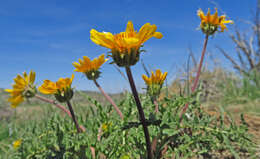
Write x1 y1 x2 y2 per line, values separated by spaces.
153 32 163 39
126 21 135 33
90 29 115 49
29 71 36 84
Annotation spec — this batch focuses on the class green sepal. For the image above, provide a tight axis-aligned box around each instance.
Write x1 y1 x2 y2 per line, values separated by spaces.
54 88 74 103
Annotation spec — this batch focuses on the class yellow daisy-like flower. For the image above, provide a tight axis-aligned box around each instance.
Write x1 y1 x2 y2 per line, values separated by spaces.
90 21 163 67
142 69 167 98
142 69 167 86
13 139 22 149
197 8 233 35
5 71 36 108
38 74 74 102
73 54 108 80
101 122 112 133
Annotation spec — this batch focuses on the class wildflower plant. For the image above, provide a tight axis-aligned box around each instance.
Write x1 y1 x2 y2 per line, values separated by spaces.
4 6 258 159
180 8 233 119
143 69 167 114
142 69 168 99
91 21 163 158
39 74 82 133
73 54 124 120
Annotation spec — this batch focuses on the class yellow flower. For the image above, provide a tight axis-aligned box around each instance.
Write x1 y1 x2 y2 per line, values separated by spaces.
90 21 163 66
101 122 112 133
38 74 74 102
13 139 22 149
197 8 233 35
73 54 108 80
142 69 167 98
142 69 167 86
5 71 36 108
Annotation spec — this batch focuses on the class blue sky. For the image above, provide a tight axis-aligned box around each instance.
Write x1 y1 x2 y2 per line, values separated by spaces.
0 0 257 93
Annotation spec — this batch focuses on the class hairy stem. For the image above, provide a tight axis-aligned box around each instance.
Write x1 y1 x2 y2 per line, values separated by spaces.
153 99 159 114
93 79 124 120
35 94 85 132
66 100 81 133
180 34 209 121
125 66 152 159
35 94 72 118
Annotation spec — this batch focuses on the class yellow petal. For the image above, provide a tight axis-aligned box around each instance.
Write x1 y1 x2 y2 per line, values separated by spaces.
23 72 29 84
138 23 157 44
72 62 81 71
153 32 163 39
38 80 57 94
14 75 26 86
29 71 36 84
126 21 134 33
212 8 219 24
5 89 13 93
9 95 24 108
206 8 211 23
38 86 56 94
70 74 75 83
197 9 205 20
161 72 168 84
222 20 234 24
90 29 115 49
83 56 91 64
219 24 227 32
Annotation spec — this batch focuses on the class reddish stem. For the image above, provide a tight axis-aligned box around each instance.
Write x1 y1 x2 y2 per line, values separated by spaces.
179 34 209 121
90 146 96 159
66 101 81 133
125 66 152 159
35 94 86 132
35 94 72 118
191 34 209 92
93 79 124 120
153 99 159 114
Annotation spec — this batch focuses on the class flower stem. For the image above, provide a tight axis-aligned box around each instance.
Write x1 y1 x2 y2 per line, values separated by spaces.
179 34 209 121
66 100 81 133
35 94 86 132
90 146 96 159
153 99 159 114
125 66 152 159
93 79 124 120
35 94 72 118
191 34 209 92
